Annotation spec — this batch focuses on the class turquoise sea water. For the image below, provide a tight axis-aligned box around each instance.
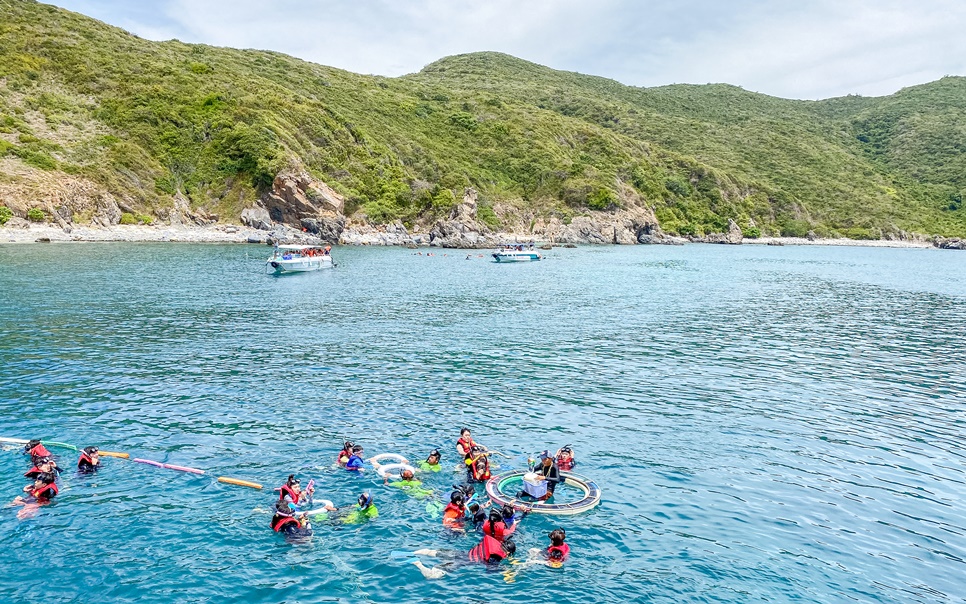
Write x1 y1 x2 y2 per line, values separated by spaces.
0 242 964 603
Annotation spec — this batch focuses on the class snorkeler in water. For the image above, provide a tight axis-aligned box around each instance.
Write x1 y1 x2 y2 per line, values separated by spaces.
77 447 100 473
271 501 312 537
24 456 60 480
408 536 517 579
340 492 378 524
418 449 442 472
14 472 58 505
345 445 365 473
385 469 434 498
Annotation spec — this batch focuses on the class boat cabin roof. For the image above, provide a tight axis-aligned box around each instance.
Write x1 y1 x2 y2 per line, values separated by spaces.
275 245 323 251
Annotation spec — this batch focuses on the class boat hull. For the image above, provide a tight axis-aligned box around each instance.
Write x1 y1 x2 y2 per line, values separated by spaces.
492 252 541 262
268 257 333 274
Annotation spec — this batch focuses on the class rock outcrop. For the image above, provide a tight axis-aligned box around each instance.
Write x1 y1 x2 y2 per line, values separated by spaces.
255 169 347 242
934 236 964 250
690 218 743 244
428 188 498 248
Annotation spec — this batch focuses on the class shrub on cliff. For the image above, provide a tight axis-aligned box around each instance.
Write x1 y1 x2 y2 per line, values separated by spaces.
0 206 12 225
26 208 45 222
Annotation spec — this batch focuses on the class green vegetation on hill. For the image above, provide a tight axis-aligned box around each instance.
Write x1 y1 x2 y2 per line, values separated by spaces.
1 0 964 237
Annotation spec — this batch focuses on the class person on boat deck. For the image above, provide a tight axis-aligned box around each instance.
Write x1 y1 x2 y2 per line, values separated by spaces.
323 246 331 256
442 490 467 529
409 536 517 579
418 449 442 472
346 445 365 473
481 507 518 542
24 456 60 480
466 447 491 483
23 440 52 464
555 446 576 471
271 501 312 536
385 469 433 498
456 428 484 461
520 452 560 501
77 446 100 473
337 441 354 467
342 492 378 524
14 472 58 505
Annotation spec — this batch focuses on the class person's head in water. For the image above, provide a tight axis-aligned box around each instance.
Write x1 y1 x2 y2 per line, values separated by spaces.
549 528 566 547
351 445 364 455
343 441 353 452
426 449 441 464
358 492 373 509
286 475 302 493
496 538 517 561
275 500 293 515
450 490 465 507
401 469 415 481
501 504 515 522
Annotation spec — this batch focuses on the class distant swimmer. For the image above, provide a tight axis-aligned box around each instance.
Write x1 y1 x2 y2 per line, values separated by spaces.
408 536 517 579
342 492 378 524
24 455 59 480
23 440 51 464
77 447 100 473
336 441 354 467
271 501 312 537
345 445 365 473
554 445 575 471
418 449 442 472
385 469 433 498
442 490 467 530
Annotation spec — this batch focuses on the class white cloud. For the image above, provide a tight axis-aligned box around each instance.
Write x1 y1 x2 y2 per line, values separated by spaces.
47 0 966 99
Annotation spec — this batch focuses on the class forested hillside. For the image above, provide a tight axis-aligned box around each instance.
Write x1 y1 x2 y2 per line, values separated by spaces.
1 0 964 238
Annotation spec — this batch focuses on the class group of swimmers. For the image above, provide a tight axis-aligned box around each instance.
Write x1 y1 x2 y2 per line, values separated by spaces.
10 440 100 518
7 431 577 578
268 427 577 578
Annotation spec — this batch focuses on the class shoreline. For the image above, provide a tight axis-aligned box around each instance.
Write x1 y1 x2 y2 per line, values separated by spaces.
0 223 940 249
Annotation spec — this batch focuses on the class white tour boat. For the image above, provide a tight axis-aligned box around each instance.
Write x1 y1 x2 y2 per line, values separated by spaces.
266 245 333 274
492 244 542 263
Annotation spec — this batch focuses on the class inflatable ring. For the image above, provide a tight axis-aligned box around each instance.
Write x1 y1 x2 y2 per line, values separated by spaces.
376 462 417 479
368 453 408 469
485 470 601 516
0 437 30 445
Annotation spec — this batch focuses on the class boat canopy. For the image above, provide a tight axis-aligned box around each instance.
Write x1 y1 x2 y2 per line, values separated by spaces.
275 244 324 251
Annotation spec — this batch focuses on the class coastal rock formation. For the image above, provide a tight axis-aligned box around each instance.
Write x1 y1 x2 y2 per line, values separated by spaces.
340 220 425 246
934 236 964 250
428 188 498 248
257 169 347 241
241 206 272 231
689 218 743 244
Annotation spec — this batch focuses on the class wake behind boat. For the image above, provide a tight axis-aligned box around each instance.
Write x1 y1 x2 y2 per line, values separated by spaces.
492 243 542 263
266 245 333 274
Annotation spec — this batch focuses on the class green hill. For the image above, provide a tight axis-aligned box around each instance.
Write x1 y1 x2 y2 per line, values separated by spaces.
1 0 964 238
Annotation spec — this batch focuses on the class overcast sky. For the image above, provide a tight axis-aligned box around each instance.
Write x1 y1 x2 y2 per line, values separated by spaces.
48 0 966 100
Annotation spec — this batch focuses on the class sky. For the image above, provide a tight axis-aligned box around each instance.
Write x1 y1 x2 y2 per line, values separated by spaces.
47 0 966 100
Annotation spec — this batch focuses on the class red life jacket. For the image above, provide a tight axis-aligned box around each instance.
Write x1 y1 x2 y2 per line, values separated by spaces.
33 483 58 500
78 452 95 468
278 484 300 504
442 502 464 527
557 457 574 471
470 460 490 482
468 535 505 563
272 515 299 532
548 543 570 561
482 520 508 541
24 466 43 479
457 437 475 459
28 444 51 459
337 449 350 464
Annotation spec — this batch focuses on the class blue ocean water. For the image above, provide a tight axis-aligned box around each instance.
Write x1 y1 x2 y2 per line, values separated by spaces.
0 242 964 603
